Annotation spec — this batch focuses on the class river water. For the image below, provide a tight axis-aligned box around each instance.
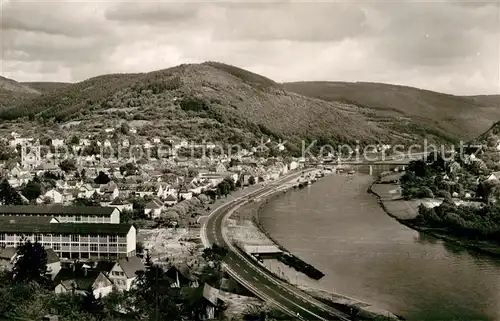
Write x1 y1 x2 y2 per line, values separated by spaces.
259 174 500 321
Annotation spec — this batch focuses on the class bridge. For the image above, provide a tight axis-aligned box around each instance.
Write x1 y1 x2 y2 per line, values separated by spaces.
311 152 428 176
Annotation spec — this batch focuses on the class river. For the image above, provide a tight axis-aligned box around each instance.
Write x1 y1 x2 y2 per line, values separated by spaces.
259 174 500 321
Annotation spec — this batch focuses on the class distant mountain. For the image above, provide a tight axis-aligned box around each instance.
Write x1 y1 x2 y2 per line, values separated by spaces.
284 81 500 142
0 76 41 108
0 64 497 154
23 82 71 93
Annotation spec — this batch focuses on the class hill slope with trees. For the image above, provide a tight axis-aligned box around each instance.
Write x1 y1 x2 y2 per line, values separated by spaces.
0 63 498 151
284 81 500 143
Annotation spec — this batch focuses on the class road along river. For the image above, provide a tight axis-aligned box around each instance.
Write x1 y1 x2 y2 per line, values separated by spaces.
202 171 352 320
259 173 500 321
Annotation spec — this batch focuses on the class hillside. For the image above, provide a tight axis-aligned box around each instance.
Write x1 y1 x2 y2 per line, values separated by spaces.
284 81 500 142
0 76 41 109
0 64 496 154
23 82 71 93
0 63 409 154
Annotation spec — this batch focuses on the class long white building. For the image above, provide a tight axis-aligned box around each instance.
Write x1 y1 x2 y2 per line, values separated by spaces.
0 205 121 224
0 206 135 260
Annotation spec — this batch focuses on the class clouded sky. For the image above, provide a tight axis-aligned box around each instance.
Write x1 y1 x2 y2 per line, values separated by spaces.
1 0 499 95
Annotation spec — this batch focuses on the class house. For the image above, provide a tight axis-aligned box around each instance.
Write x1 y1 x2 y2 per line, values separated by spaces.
107 256 145 291
79 139 91 147
99 181 119 200
0 205 121 224
178 189 193 201
165 263 198 288
0 247 17 270
173 140 189 150
54 267 114 298
129 127 137 134
46 248 62 280
0 247 61 280
107 198 133 212
486 173 499 182
144 199 164 219
211 163 227 173
104 140 112 148
78 184 96 198
164 194 178 206
52 139 65 148
180 283 224 320
152 137 161 144
10 137 33 148
105 128 115 133
0 215 136 260
38 189 64 204
122 140 130 148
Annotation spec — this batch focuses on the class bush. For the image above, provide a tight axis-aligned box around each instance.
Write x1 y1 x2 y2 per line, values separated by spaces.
180 97 210 112
436 190 451 199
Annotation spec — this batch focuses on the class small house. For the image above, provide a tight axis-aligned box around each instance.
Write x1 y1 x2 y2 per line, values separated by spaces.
108 256 145 292
165 263 198 288
144 199 164 219
54 266 114 299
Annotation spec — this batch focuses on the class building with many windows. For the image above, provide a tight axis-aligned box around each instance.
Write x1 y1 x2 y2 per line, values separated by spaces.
0 205 121 224
0 216 136 260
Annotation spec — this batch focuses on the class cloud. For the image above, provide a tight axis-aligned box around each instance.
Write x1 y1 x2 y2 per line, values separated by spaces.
212 2 369 42
0 0 498 95
105 2 201 25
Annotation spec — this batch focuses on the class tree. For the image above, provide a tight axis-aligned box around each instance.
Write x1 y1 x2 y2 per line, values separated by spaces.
94 171 111 185
223 177 236 191
22 177 42 202
216 181 230 198
408 160 427 177
73 197 99 206
202 244 228 266
131 254 181 320
59 159 77 173
248 176 256 185
477 180 499 203
81 292 104 319
119 163 138 176
120 122 130 135
68 135 80 146
0 179 23 205
12 240 50 287
81 168 87 181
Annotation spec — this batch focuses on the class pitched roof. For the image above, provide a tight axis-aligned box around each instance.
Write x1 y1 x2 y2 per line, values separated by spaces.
0 216 133 235
145 199 163 209
0 205 117 216
55 268 110 291
167 263 197 281
110 197 129 205
46 248 60 264
0 247 17 260
117 256 145 278
165 194 178 202
93 260 117 272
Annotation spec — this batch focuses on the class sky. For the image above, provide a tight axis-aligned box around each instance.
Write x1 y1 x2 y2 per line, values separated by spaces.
1 0 499 95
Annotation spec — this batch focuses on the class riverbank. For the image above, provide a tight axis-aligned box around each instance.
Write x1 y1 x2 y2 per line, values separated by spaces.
231 173 402 321
369 181 500 258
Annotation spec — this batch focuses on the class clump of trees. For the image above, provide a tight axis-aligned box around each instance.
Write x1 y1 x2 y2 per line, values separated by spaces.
401 156 465 200
415 201 500 243
179 97 210 112
0 239 230 320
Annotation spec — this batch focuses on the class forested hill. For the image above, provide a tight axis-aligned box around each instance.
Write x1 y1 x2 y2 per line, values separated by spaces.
0 63 498 152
